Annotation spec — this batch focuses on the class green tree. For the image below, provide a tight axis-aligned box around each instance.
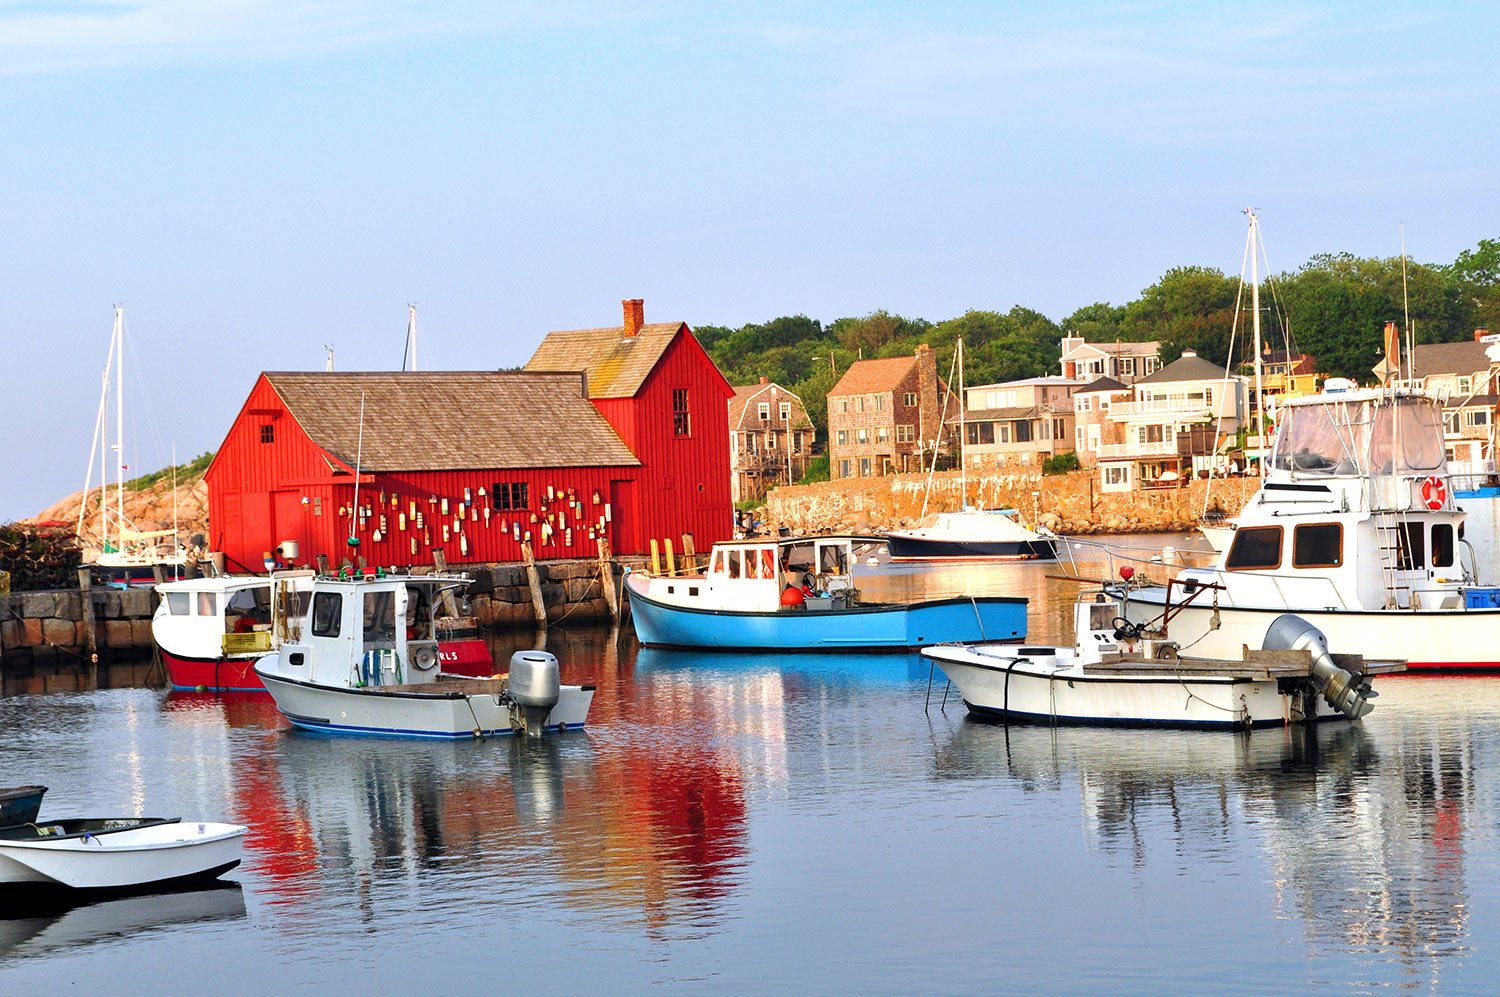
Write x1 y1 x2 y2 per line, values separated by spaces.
1123 266 1241 366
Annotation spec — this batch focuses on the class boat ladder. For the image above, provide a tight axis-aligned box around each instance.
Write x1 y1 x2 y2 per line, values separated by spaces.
1371 509 1413 609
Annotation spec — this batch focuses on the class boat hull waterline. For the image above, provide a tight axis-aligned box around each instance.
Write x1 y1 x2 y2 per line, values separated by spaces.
924 647 1349 729
626 581 1027 650
255 668 595 739
0 821 246 890
165 639 494 692
1123 593 1500 672
885 537 1056 561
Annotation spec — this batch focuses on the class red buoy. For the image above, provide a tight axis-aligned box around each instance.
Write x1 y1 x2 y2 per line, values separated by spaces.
781 586 806 606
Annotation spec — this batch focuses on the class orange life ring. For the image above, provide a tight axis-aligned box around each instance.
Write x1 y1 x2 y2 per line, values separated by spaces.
1421 475 1446 511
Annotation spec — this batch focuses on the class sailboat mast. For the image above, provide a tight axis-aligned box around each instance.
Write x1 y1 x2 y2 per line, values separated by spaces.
405 304 418 372
1248 212 1264 446
958 338 967 510
113 306 125 553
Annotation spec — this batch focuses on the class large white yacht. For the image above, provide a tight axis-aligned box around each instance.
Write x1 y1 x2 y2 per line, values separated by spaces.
1121 382 1500 672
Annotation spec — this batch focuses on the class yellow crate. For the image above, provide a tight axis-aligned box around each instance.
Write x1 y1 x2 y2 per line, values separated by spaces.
222 631 272 655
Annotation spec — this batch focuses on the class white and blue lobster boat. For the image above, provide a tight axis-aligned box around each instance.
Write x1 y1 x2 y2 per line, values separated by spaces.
254 571 593 738
625 537 1027 650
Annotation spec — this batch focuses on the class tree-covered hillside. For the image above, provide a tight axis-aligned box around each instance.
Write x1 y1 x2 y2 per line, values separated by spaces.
700 238 1500 445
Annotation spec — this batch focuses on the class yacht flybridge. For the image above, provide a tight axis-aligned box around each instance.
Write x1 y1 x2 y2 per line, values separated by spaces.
1122 384 1500 671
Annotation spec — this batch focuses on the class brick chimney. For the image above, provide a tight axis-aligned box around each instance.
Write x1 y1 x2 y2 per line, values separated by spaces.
623 299 644 338
1476 328 1491 342
759 375 769 385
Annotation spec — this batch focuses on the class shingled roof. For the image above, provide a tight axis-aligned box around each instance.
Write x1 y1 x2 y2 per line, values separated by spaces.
1411 340 1496 379
1136 352 1231 384
728 380 813 431
829 356 919 396
525 322 685 398
263 371 639 472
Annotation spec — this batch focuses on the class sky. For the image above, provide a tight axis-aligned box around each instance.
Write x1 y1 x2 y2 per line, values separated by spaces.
4 0 1498 521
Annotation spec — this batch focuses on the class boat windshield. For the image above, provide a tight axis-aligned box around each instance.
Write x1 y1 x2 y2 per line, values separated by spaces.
1272 396 1445 476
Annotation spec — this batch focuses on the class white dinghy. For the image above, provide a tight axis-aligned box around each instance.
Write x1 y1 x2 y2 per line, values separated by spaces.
254 571 593 738
0 817 246 892
922 581 1405 729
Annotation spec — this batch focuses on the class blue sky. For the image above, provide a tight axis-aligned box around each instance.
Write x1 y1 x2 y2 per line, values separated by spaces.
3 1 1497 520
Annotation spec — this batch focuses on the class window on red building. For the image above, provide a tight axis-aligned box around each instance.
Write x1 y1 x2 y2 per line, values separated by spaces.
260 424 274 444
673 389 690 436
491 482 530 510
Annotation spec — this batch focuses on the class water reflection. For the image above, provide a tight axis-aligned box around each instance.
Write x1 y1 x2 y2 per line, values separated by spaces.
931 711 1479 983
0 883 246 963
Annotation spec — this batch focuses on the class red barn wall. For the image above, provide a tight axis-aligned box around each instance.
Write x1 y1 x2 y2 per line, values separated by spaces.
208 376 651 567
594 329 731 551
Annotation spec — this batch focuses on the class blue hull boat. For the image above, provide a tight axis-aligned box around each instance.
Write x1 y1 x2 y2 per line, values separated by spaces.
627 582 1026 651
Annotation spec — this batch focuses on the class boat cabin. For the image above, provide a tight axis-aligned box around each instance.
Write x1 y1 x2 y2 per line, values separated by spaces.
154 573 314 659
269 574 469 688
1177 388 1479 611
641 537 863 613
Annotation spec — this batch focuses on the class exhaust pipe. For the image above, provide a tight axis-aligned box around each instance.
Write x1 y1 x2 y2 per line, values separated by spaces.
1262 614 1375 720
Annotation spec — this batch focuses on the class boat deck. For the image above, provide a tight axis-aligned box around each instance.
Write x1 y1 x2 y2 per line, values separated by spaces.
1082 649 1406 680
372 677 509 696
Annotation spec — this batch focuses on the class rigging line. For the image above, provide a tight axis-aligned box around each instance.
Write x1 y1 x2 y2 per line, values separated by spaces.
919 344 962 518
1205 220 1255 514
1253 223 1297 360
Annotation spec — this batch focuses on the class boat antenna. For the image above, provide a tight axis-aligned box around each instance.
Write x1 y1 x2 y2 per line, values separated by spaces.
402 303 419 372
324 344 335 372
1400 223 1413 384
171 441 179 564
348 391 366 553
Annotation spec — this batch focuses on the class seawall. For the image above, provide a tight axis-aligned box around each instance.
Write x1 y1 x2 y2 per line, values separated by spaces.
0 556 647 694
759 469 1257 535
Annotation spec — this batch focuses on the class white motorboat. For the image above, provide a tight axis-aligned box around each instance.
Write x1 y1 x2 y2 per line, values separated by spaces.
254 571 594 738
1121 383 1500 672
152 572 314 691
923 587 1403 728
886 509 1057 561
0 818 246 891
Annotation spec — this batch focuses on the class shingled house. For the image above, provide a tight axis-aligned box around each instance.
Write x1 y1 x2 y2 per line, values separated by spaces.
206 301 734 570
727 377 816 501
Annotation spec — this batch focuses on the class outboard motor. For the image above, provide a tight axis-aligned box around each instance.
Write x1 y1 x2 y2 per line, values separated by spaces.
508 650 561 736
1261 614 1375 720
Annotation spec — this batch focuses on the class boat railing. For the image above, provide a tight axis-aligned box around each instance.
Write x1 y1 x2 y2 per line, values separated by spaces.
1192 567 1352 611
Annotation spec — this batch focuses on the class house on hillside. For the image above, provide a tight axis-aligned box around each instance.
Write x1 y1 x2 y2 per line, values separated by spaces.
827 345 947 479
1095 350 1247 492
1402 331 1499 470
1070 376 1132 469
960 376 1086 469
1059 334 1162 384
205 371 644 572
728 377 816 502
206 300 734 570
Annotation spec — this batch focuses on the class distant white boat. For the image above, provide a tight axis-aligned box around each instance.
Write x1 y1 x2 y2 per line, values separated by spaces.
76 306 185 586
886 510 1057 561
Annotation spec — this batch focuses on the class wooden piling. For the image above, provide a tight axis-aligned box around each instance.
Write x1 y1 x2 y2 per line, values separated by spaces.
432 549 448 572
597 538 619 623
665 539 677 577
429 550 460 617
316 553 329 575
152 564 166 584
681 534 697 574
650 539 661 576
77 567 98 666
520 541 547 625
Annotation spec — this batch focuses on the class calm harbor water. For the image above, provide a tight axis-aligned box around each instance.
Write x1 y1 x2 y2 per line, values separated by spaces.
4 535 1500 992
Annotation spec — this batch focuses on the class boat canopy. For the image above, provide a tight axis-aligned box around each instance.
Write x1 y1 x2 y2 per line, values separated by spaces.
1270 393 1446 477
